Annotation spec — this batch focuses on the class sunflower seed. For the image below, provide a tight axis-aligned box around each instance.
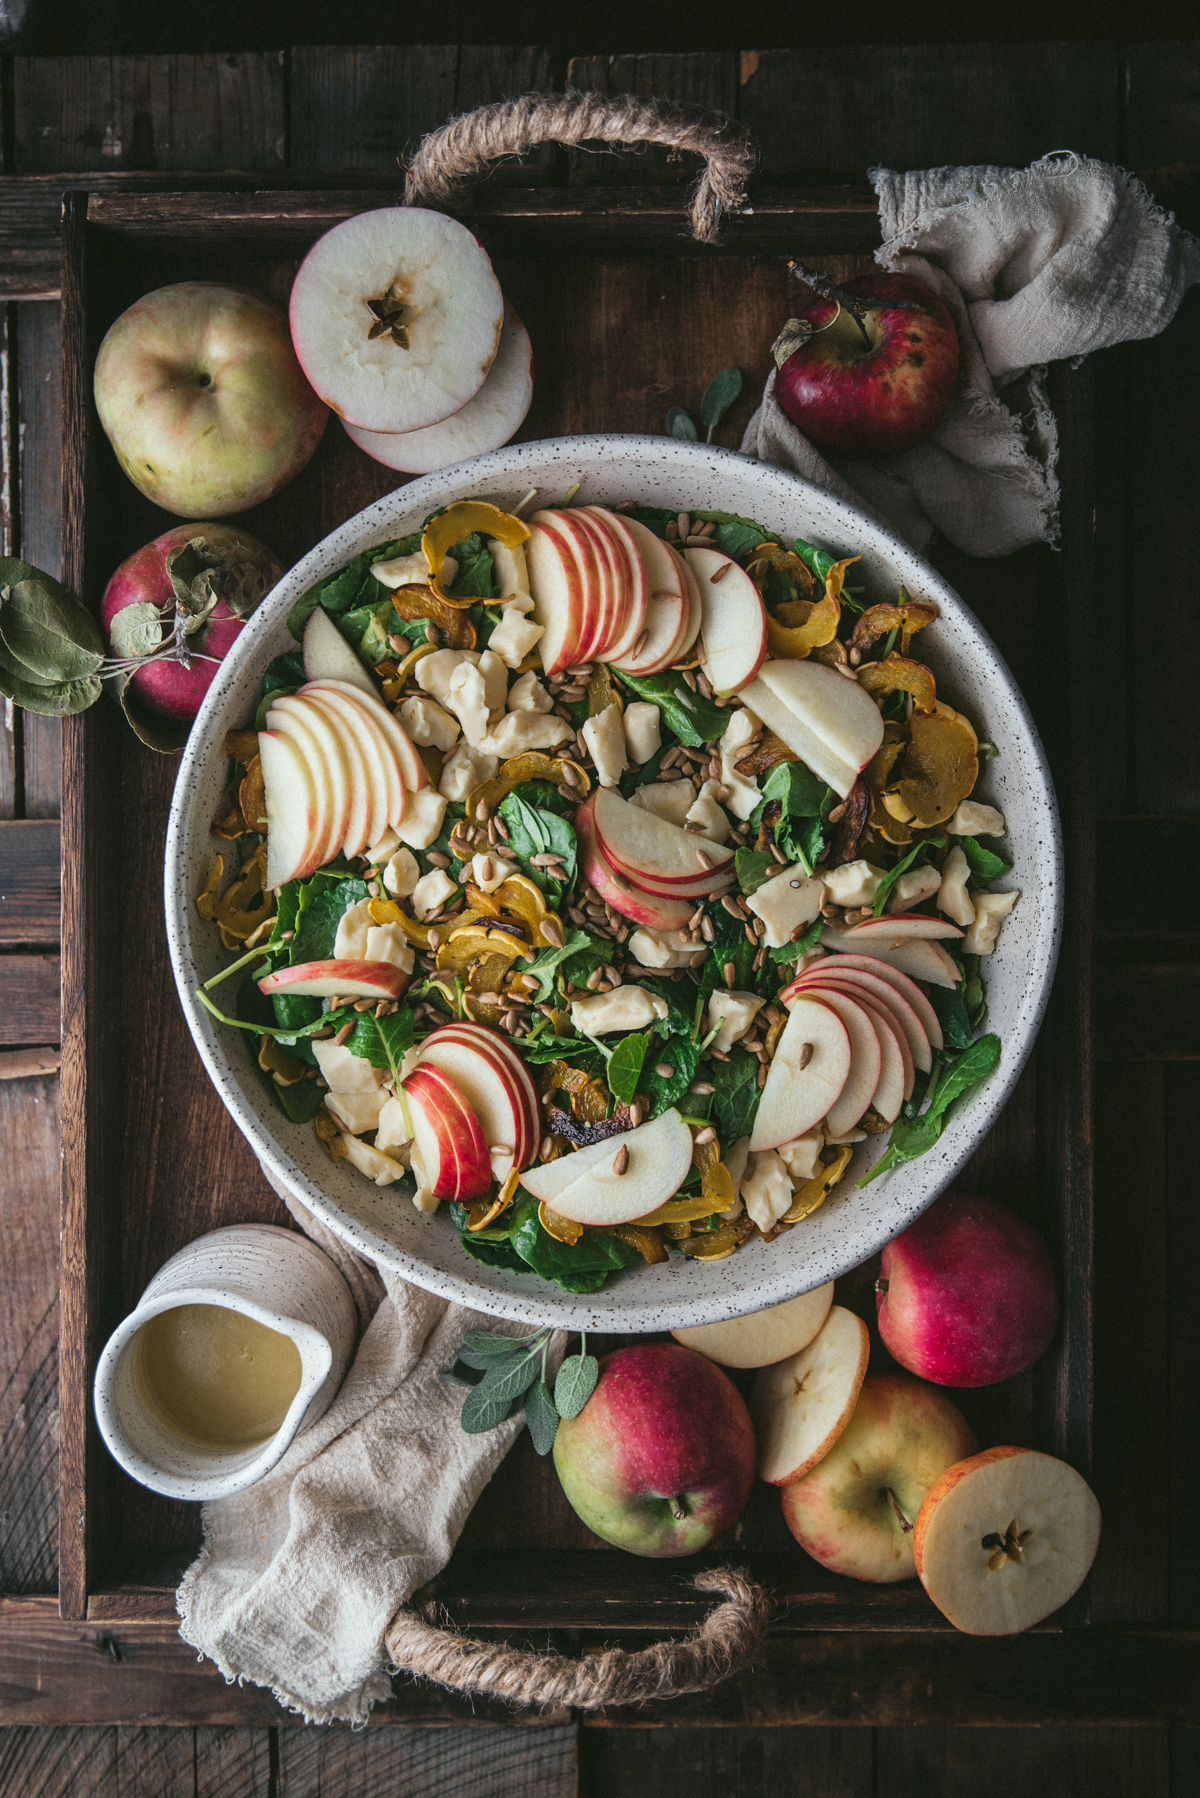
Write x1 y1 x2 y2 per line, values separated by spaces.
694 1126 717 1145
612 1144 630 1175
655 1063 675 1079
797 1042 814 1070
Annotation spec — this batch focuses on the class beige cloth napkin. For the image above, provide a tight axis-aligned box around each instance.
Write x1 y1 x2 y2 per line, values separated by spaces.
177 1182 558 1725
742 153 1200 557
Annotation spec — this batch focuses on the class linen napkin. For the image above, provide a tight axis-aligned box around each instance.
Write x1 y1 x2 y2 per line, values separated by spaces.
742 152 1200 557
177 1180 559 1725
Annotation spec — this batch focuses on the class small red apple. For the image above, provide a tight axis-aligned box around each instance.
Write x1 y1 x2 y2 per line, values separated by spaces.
876 1191 1059 1388
552 1343 756 1557
774 272 959 459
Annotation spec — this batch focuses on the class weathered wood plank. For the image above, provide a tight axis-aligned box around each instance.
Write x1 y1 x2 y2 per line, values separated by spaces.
0 1072 60 1595
0 1725 118 1795
1094 816 1200 958
741 42 1121 176
277 1722 578 1797
564 53 738 184
114 1726 196 1798
0 819 60 943
1167 1062 1200 1627
16 301 64 819
289 46 457 170
577 1727 871 1797
12 54 286 175
874 1727 1169 1796
0 952 60 1043
0 1046 61 1079
0 304 17 820
194 1727 274 1798
1094 966 1200 1060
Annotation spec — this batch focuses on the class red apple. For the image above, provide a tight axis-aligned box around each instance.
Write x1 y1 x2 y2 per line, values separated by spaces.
552 1343 756 1557
101 523 283 723
876 1192 1059 1388
774 273 960 459
94 281 328 516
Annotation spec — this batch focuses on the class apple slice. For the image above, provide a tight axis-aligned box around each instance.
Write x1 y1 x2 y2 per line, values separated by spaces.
402 1062 493 1202
301 605 376 698
342 302 533 472
576 795 698 929
685 546 768 696
743 660 884 799
838 912 964 944
672 1282 834 1369
269 693 361 859
592 786 733 892
608 513 686 674
303 688 391 852
302 681 406 833
531 508 606 667
802 987 881 1137
791 963 931 1075
258 728 320 888
671 542 704 660
288 206 503 433
304 678 426 817
749 1305 871 1484
749 997 852 1151
914 1446 1102 1636
264 703 337 872
571 508 625 666
802 980 911 1116
800 952 943 1051
431 1021 540 1163
416 1029 532 1177
822 925 961 989
583 506 648 664
259 959 409 1000
525 518 583 677
519 1108 694 1225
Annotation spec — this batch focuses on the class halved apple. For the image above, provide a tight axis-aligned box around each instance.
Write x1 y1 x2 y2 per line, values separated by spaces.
259 958 409 1000
822 925 961 989
402 1062 493 1202
743 659 884 799
672 1282 834 1369
270 693 364 859
798 952 944 1051
519 1108 694 1225
914 1446 1102 1636
750 1305 871 1485
259 728 320 888
791 962 932 1074
801 987 881 1137
592 786 734 894
749 997 852 1151
416 1028 533 1177
301 605 377 698
303 687 391 852
685 546 768 696
264 702 338 871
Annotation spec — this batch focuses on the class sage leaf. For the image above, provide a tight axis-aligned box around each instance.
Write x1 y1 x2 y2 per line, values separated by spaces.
554 1352 599 1419
459 1383 515 1433
441 1358 486 1388
699 367 743 441
524 1379 560 1456
461 1328 543 1360
476 1347 543 1404
108 601 165 661
667 406 698 441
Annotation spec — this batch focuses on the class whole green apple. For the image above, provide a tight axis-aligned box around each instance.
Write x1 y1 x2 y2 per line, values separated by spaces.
552 1343 756 1557
94 281 328 518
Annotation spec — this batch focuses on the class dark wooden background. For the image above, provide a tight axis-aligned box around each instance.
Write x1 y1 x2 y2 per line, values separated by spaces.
1 36 1198 1797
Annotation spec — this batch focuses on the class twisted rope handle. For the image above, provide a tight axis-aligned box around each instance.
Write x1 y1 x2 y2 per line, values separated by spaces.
385 1565 769 1710
404 91 756 245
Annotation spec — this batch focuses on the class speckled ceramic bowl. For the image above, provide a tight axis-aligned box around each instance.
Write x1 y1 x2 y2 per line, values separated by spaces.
165 437 1062 1333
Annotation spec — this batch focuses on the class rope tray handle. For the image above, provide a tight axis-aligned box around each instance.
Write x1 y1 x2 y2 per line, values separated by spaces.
404 91 756 245
385 1564 770 1711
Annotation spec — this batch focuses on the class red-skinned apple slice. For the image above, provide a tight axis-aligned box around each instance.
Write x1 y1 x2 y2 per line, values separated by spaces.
749 997 852 1151
570 508 624 665
258 728 320 887
302 681 406 832
750 1305 871 1485
305 678 425 810
803 987 881 1137
264 703 337 872
592 786 733 892
430 1021 540 1164
583 506 648 664
576 796 699 929
303 688 390 852
839 912 964 944
913 1446 1101 1636
273 686 359 855
259 959 409 1000
531 508 606 667
798 952 944 1050
743 659 884 799
790 963 931 1075
525 518 584 677
670 541 704 659
801 978 912 1113
822 926 961 989
520 1109 694 1225
416 1030 531 1176
402 1063 492 1202
685 546 768 696
301 604 376 698
610 514 689 675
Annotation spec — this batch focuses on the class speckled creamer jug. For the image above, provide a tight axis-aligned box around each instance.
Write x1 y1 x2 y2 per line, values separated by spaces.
94 1223 357 1500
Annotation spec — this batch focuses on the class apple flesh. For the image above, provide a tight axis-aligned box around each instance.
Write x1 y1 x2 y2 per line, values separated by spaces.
343 303 533 471
913 1446 1101 1635
749 996 852 1150
429 1021 541 1166
289 207 504 434
743 659 884 799
822 925 961 989
259 959 409 1001
94 281 327 517
876 1191 1059 1387
591 786 733 894
788 961 932 1073
775 272 960 459
258 728 321 886
781 1372 976 1582
685 547 768 695
302 605 377 698
672 1281 834 1368
575 796 699 930
552 1343 756 1557
100 523 283 723
415 1028 535 1178
787 952 943 1051
750 1304 870 1485
519 1109 694 1226
610 515 688 674
402 1062 493 1202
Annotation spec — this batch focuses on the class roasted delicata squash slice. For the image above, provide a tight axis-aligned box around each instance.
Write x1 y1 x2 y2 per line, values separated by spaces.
465 752 590 824
864 725 913 845
781 1144 854 1223
856 652 938 714
894 702 980 827
422 502 530 602
848 593 938 658
387 585 476 649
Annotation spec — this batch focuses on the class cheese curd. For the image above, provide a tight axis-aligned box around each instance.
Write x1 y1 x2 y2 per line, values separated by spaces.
777 1132 824 1183
629 778 697 828
446 660 491 747
951 800 1006 838
364 924 415 975
718 706 763 820
628 926 702 969
622 702 661 764
312 1039 383 1092
326 1085 389 1136
745 865 826 949
824 860 885 910
439 741 499 803
886 864 941 912
374 1094 413 1157
937 845 976 927
333 898 374 960
479 711 572 757
395 786 447 850
399 694 459 752
488 538 532 606
686 779 731 845
470 851 519 894
741 1150 793 1231
506 670 554 713
382 846 420 898
341 1132 406 1186
964 888 1019 955
488 605 545 669
411 869 458 919
568 987 669 1035
706 989 764 1053
582 705 627 787
414 648 479 708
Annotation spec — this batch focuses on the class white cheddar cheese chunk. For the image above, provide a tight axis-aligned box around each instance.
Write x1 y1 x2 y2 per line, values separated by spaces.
382 846 420 898
439 740 499 803
341 1131 407 1186
326 1085 389 1136
374 1094 413 1157
623 702 661 764
722 1135 752 1217
964 888 1019 955
396 786 447 850
398 694 459 752
446 660 490 747
745 864 826 948
488 539 532 607
938 845 976 927
582 705 627 788
411 869 458 920
718 706 763 821
686 779 731 845
742 1150 793 1231
706 989 765 1053
886 864 941 912
824 859 885 910
414 647 480 708
364 924 415 975
312 1039 383 1093
507 670 554 713
479 711 572 757
568 987 669 1036
488 605 545 669
950 800 1006 838
628 926 702 969
333 898 375 961
470 851 519 894
370 548 433 588
778 1131 824 1184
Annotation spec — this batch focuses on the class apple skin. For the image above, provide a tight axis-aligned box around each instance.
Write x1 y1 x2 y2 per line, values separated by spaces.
775 273 959 459
781 1371 976 1582
552 1344 756 1557
101 522 283 722
94 281 328 517
876 1191 1059 1388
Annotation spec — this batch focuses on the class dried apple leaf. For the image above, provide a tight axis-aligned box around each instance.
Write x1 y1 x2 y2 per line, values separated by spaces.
108 601 165 661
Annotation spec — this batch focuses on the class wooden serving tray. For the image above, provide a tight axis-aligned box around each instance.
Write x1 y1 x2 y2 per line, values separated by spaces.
56 185 1094 1657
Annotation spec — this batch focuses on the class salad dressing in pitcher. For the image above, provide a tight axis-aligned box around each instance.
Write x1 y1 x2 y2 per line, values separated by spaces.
134 1303 303 1448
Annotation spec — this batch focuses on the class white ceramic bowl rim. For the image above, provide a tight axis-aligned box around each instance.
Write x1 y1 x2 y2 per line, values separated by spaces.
164 435 1063 1333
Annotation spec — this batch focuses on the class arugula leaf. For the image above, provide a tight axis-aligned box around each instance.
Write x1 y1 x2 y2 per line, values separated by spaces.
519 1035 606 1072
699 367 743 441
712 1047 762 1148
859 1034 1002 1186
959 836 1011 884
524 1379 560 1455
343 1007 415 1080
508 1194 641 1292
612 668 729 747
291 873 370 964
769 917 825 965
872 838 943 918
735 847 775 896
521 928 607 1003
643 1038 700 1116
255 646 306 727
287 533 421 638
445 533 496 601
929 978 975 1052
498 792 577 904
962 952 988 1031
607 1030 649 1104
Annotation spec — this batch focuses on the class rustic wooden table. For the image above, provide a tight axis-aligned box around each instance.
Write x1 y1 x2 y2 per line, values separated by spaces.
0 37 1198 1797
